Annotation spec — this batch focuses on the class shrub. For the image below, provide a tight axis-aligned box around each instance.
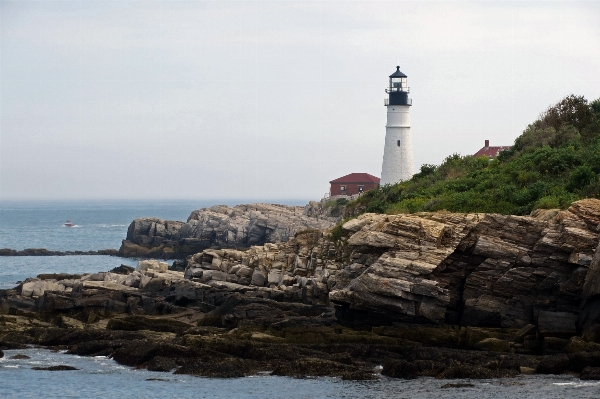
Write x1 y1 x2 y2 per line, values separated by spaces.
567 166 596 192
412 164 438 181
329 220 348 242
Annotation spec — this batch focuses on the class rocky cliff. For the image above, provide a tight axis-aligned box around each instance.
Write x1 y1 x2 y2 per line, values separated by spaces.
179 199 600 337
118 202 337 259
55 198 600 337
2 199 600 379
330 199 600 333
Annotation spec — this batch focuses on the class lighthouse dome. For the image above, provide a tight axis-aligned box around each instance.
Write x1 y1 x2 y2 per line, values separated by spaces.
389 66 407 78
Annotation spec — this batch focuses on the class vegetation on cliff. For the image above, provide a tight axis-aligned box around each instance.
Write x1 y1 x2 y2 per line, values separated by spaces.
349 95 600 216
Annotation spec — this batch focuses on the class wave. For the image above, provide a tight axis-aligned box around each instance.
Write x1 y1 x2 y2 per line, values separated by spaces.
554 381 600 387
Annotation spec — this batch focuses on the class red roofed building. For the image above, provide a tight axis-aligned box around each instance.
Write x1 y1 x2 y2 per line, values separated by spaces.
329 173 380 197
473 140 511 159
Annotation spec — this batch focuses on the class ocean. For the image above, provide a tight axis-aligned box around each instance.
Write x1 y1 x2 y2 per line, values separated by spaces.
0 199 305 288
1 199 599 398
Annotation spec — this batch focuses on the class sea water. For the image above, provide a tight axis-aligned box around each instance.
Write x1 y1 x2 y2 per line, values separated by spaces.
1 200 599 398
0 199 305 288
1 348 599 399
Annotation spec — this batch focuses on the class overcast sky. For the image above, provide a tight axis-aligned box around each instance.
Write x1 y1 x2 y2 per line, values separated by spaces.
1 1 599 201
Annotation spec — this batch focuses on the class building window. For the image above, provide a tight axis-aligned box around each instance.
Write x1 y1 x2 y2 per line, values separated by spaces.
397 140 401 146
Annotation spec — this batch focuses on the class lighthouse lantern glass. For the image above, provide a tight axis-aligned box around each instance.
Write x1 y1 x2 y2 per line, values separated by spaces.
390 77 407 92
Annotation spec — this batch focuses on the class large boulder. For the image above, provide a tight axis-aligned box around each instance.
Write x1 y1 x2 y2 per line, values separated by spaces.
21 280 65 297
381 359 418 379
119 203 337 259
138 259 168 273
536 354 570 374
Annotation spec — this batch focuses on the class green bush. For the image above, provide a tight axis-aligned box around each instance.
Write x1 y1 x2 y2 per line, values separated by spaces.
349 95 600 216
567 166 597 192
329 220 349 242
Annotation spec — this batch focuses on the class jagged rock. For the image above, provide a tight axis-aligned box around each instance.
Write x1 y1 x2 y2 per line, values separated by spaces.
382 359 419 379
473 338 511 352
138 260 168 273
250 270 266 287
583 241 600 298
9 354 30 359
330 199 600 329
236 266 254 278
201 270 227 282
543 337 570 353
119 203 337 258
565 337 600 353
514 324 537 342
268 270 282 286
537 311 578 337
21 280 65 297
169 260 186 272
567 351 600 372
3 198 600 379
581 366 600 380
107 316 191 333
37 273 82 281
536 354 570 374
110 265 135 275
147 356 178 372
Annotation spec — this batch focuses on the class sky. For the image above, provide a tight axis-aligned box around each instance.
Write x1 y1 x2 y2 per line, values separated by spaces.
1 1 599 201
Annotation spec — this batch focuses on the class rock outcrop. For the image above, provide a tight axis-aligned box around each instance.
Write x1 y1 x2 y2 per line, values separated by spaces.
15 199 598 336
329 199 600 332
171 199 600 337
2 199 600 380
119 202 337 259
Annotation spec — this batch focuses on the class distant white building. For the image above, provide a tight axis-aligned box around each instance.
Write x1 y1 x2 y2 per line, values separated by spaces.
380 65 414 185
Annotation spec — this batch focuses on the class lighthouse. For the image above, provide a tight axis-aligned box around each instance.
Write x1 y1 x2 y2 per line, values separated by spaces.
380 65 414 185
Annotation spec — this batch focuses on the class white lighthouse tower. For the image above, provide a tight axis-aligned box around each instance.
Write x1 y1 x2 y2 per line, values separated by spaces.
380 65 414 185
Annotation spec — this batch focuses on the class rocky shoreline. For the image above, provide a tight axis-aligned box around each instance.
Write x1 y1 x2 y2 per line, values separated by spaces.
0 248 119 257
118 202 338 259
1 199 600 380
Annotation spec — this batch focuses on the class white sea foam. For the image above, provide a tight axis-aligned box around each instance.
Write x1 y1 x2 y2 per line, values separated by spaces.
554 381 600 388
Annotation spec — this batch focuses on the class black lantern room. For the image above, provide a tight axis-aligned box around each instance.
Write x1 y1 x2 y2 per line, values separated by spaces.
385 66 412 106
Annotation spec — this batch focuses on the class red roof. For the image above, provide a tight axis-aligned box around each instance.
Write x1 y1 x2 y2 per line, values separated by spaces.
473 140 511 158
474 146 511 158
330 173 380 184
